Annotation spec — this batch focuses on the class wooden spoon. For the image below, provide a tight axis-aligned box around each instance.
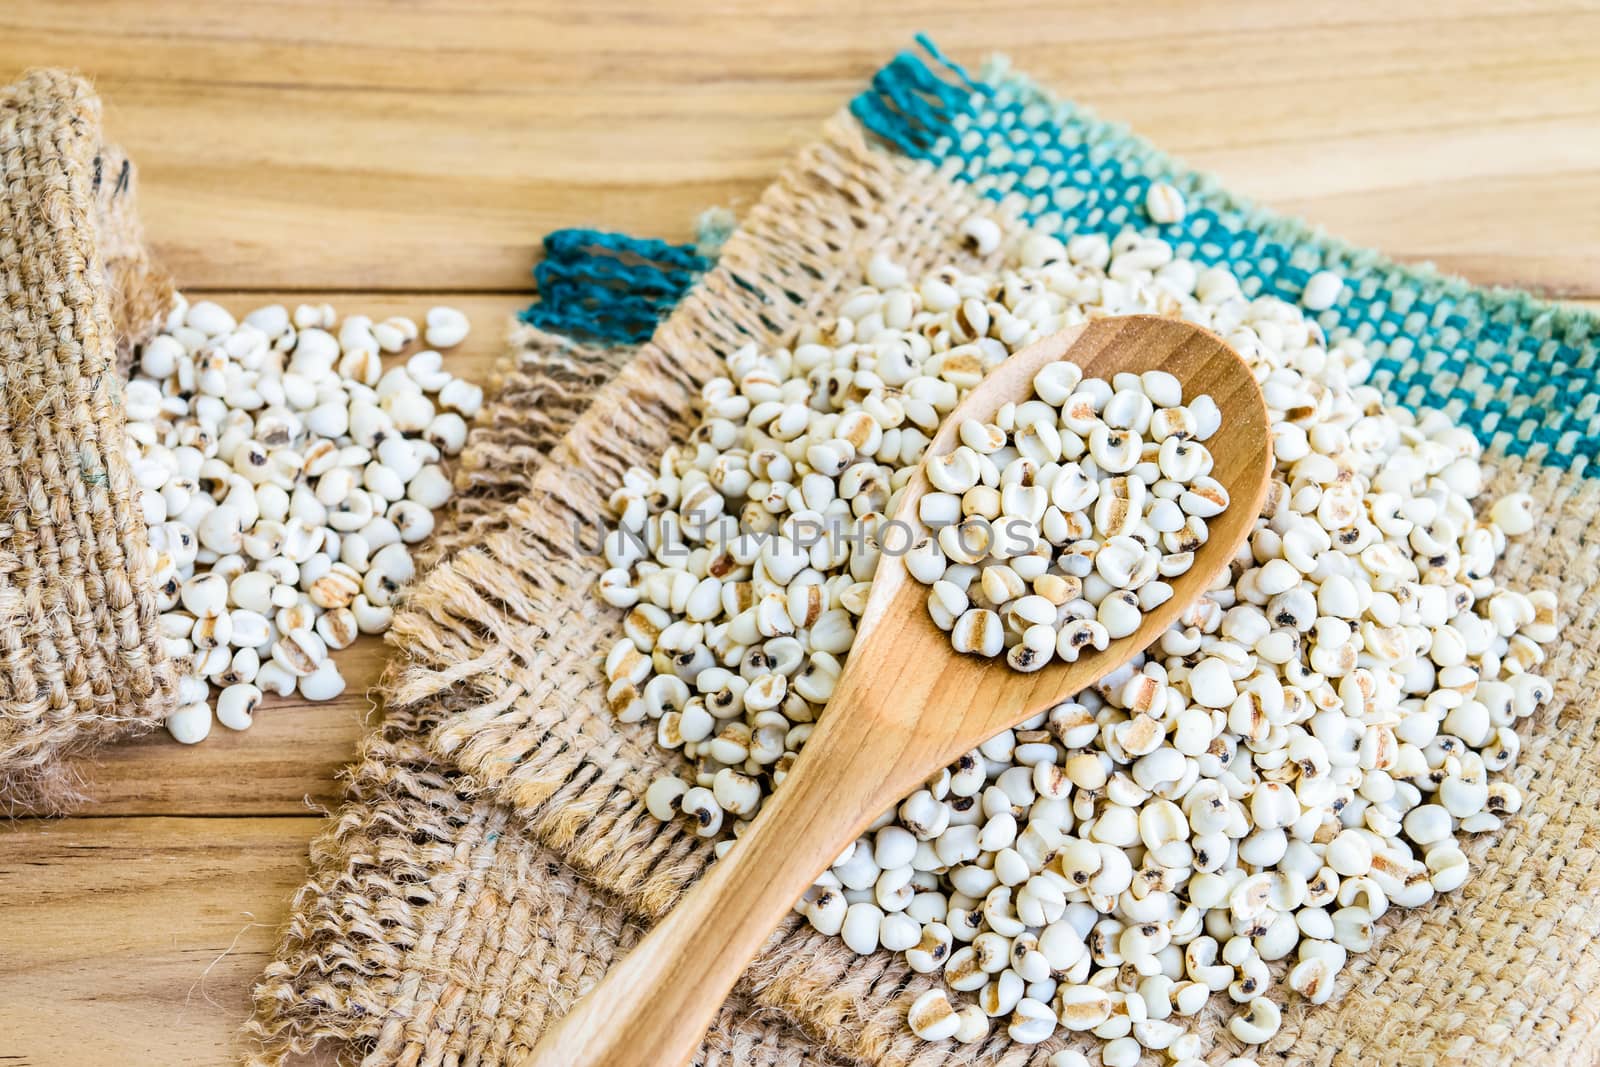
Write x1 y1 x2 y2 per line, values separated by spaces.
524 314 1272 1067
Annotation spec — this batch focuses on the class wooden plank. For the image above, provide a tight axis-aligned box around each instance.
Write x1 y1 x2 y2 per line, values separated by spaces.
0 816 335 1066
77 642 378 817
0 1 1595 293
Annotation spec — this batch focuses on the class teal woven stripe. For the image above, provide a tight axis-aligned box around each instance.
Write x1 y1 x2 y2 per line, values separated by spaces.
523 229 710 345
850 37 1600 474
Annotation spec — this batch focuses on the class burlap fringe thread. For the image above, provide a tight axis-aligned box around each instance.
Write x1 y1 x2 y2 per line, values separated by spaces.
0 69 176 814
254 112 1600 1066
251 324 846 1066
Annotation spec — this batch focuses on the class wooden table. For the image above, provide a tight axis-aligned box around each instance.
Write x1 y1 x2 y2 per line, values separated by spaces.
2 3 1597 1063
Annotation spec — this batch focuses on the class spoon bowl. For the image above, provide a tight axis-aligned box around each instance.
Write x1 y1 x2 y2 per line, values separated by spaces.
525 314 1272 1067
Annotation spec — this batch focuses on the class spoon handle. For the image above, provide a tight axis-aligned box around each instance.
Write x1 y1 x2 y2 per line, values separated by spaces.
518 689 906 1067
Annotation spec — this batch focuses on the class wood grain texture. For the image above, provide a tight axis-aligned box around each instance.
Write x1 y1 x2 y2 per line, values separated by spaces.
3 2 1598 293
0 4 1595 1065
528 317 1273 1067
0 817 332 1066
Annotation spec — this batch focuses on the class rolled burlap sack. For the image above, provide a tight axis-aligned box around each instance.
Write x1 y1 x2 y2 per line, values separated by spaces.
0 69 176 813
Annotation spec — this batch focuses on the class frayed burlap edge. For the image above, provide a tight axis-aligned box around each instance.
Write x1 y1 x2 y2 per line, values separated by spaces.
93 140 174 374
246 699 852 1067
248 325 855 1067
246 323 631 1064
0 69 176 815
360 109 1600 1067
420 321 641 568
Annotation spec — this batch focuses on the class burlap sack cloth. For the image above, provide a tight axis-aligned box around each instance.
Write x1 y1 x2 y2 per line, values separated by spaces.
252 45 1600 1067
0 69 176 813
